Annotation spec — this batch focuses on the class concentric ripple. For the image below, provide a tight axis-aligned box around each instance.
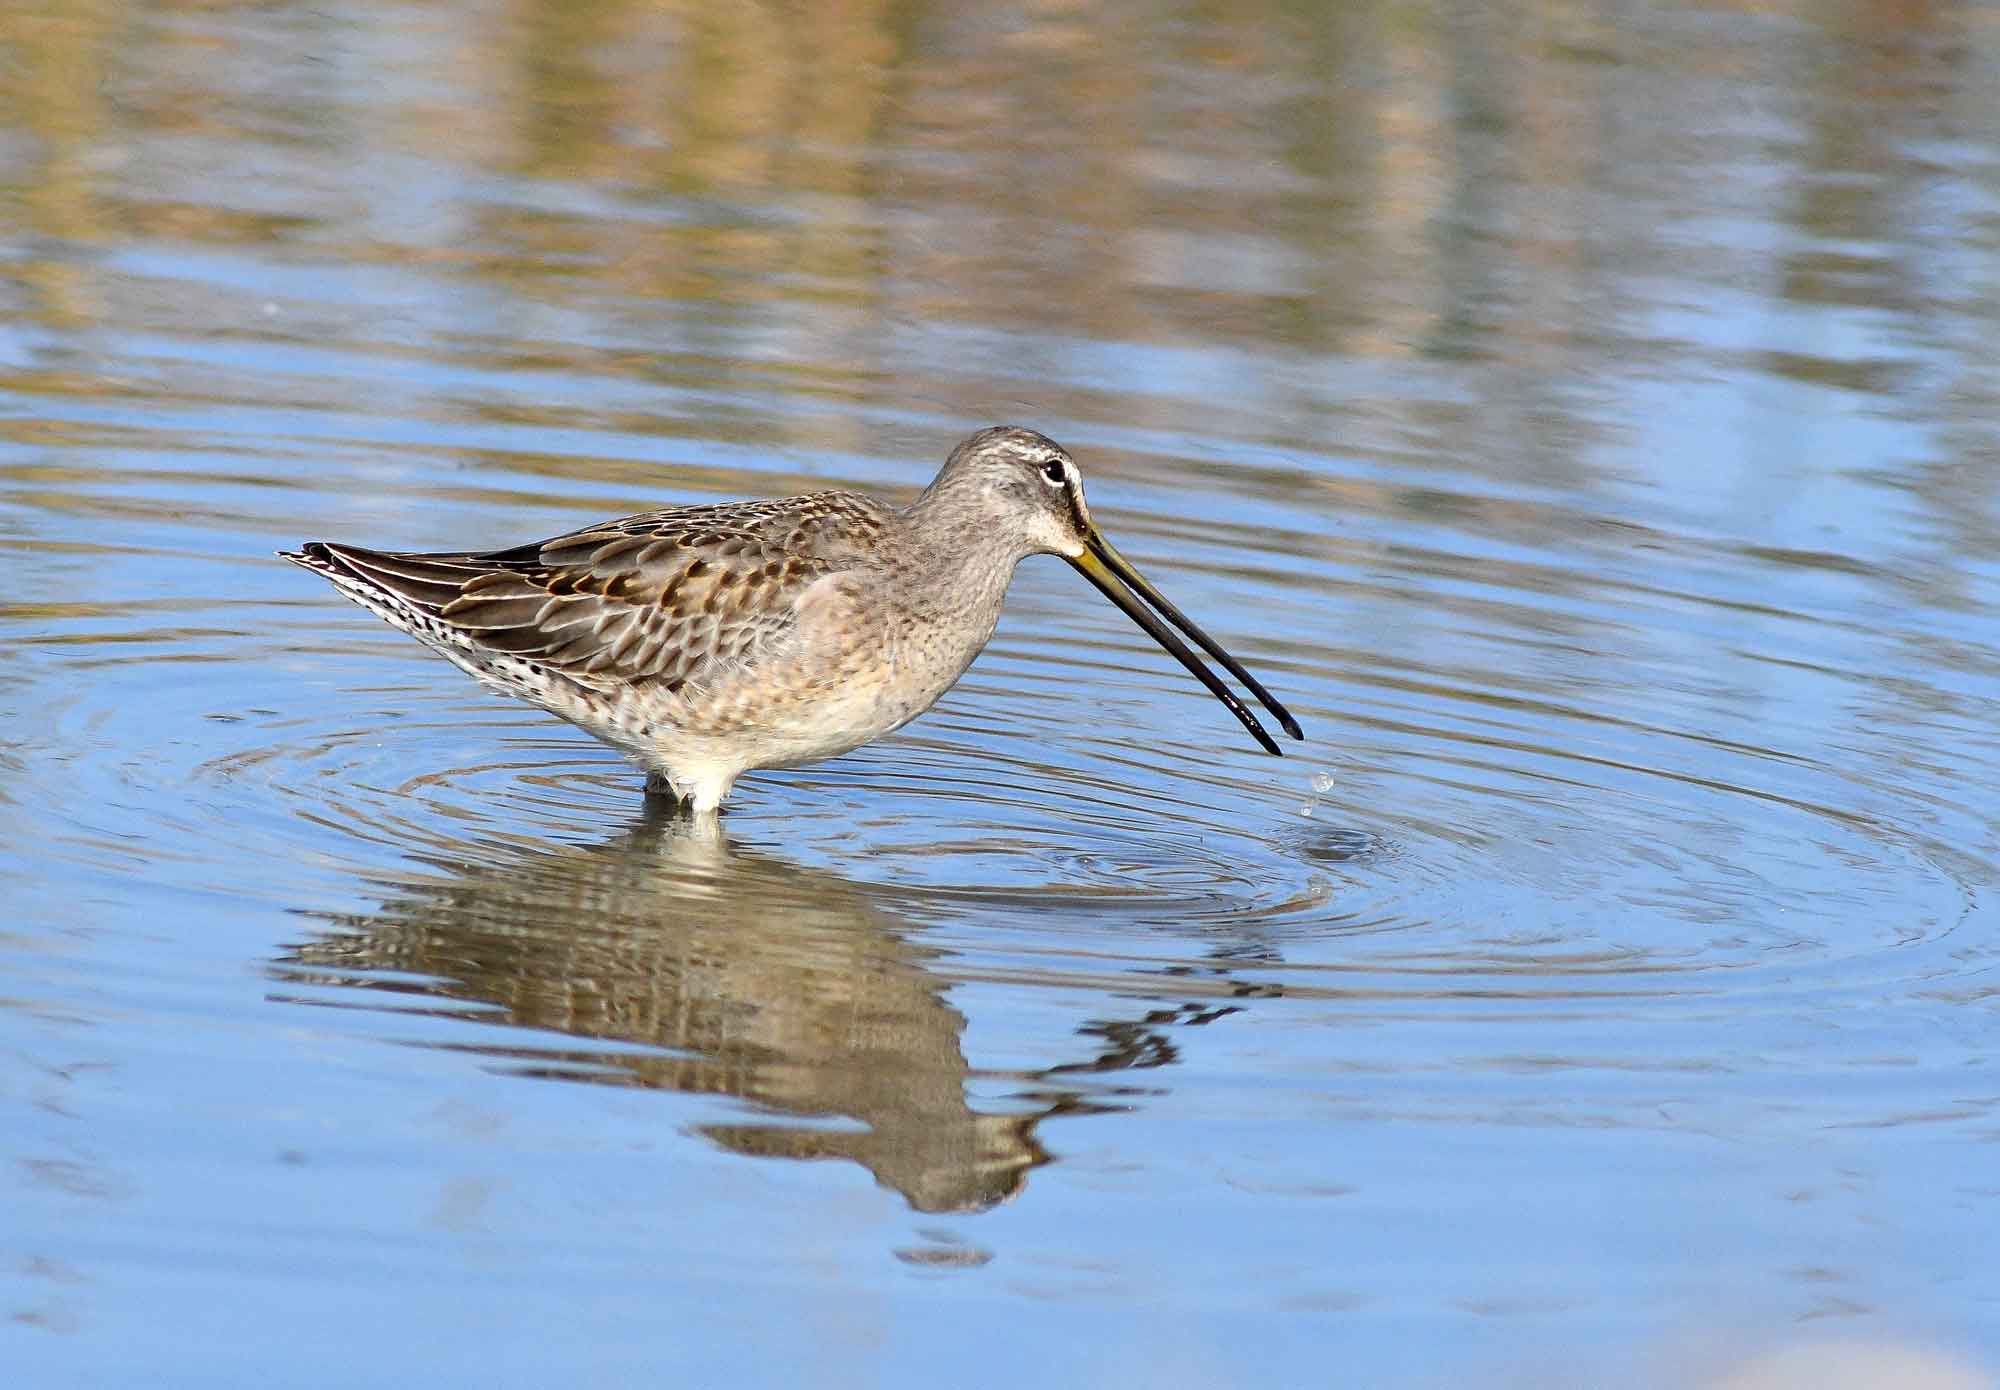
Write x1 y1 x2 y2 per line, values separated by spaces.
21 574 1985 1021
4 422 1995 1111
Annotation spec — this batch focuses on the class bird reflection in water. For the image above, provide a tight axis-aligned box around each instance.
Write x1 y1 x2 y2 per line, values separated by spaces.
273 803 1161 1214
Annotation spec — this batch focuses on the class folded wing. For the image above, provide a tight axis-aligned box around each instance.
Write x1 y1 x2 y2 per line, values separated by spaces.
287 507 855 695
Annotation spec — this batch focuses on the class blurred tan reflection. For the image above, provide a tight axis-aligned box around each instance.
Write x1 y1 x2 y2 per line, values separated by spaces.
1696 1337 1991 1390
279 805 1053 1213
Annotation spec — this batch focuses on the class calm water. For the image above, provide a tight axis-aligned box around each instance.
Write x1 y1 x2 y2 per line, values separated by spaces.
3 1 1998 1384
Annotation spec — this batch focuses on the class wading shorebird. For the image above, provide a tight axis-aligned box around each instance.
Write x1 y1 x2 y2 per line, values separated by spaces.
281 426 1301 813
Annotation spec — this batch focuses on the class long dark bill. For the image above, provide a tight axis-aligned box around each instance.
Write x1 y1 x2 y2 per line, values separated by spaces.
1068 530 1303 756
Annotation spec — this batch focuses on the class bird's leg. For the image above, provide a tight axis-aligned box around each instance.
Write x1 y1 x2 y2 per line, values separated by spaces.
643 770 728 828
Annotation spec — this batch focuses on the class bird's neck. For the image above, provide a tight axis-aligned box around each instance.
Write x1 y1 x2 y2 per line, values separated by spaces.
898 486 1032 617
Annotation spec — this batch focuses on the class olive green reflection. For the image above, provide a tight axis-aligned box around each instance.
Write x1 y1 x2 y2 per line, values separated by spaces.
277 806 1054 1214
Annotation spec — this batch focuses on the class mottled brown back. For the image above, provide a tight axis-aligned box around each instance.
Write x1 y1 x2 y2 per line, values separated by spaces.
297 491 893 694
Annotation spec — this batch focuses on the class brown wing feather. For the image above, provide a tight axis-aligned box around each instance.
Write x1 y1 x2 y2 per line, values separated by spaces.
296 491 892 693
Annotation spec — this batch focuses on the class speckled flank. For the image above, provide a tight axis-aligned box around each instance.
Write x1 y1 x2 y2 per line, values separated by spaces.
280 425 1299 812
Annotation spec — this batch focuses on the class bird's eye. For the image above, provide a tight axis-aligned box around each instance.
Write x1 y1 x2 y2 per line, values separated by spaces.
1039 459 1067 486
